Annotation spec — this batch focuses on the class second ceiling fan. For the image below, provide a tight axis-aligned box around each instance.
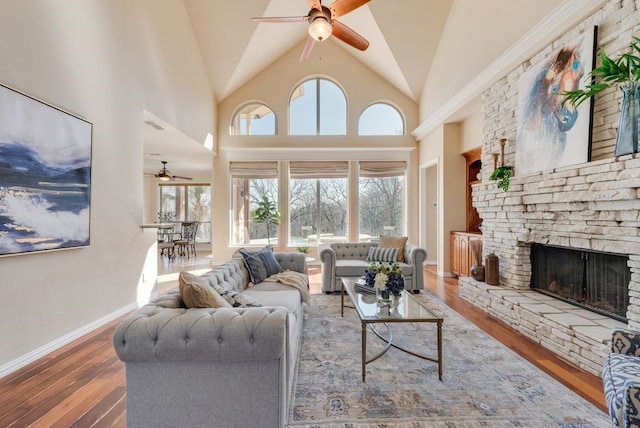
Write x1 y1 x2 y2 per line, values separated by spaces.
252 0 371 62
155 161 193 182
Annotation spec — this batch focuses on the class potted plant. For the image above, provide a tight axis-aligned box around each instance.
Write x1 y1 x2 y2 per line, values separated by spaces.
489 165 513 192
562 36 640 156
251 196 281 246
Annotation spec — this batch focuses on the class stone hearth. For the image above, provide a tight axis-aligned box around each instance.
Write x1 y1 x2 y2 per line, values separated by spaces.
459 278 624 376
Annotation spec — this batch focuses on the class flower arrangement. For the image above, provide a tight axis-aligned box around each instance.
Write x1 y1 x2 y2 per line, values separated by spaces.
365 261 405 295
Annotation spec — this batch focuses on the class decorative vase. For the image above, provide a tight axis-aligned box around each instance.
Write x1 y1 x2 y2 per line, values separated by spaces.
614 81 640 156
376 288 391 306
470 264 485 282
485 253 499 285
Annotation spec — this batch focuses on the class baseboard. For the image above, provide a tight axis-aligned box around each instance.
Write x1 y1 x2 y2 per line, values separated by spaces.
0 301 139 379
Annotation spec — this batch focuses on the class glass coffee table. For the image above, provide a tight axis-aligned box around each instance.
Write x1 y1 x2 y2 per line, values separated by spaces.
341 277 443 382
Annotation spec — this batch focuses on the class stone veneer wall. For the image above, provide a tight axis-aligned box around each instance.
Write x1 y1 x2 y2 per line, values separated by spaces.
458 1 640 374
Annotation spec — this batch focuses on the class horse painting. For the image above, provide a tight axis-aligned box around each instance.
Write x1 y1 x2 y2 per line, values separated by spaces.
515 31 594 175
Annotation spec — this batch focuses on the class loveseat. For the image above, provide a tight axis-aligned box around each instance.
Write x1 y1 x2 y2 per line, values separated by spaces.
603 328 640 427
318 240 427 293
113 251 307 428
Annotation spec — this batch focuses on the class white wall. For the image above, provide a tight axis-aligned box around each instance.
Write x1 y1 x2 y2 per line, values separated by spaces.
0 0 214 373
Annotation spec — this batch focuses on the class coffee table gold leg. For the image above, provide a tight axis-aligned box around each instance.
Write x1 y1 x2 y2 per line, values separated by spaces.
362 321 366 382
341 282 344 317
437 320 443 381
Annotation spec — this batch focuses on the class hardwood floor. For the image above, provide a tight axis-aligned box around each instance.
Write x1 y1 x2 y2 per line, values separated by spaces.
0 264 607 427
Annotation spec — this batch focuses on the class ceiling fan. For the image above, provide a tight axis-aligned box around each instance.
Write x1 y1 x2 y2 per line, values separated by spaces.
154 161 193 181
252 0 371 62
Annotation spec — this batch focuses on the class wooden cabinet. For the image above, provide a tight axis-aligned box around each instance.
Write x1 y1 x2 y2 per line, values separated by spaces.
463 147 482 233
451 232 482 277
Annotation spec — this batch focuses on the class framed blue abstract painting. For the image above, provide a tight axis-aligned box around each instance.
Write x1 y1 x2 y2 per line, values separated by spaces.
0 84 92 256
515 27 596 175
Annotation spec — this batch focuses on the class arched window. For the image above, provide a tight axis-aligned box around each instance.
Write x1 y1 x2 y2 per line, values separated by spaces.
358 103 404 135
289 78 346 135
230 102 276 135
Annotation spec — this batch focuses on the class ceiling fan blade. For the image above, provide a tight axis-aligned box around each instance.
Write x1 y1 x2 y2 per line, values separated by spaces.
172 175 193 181
251 16 308 23
331 20 369 51
299 35 317 62
307 0 322 11
329 0 370 18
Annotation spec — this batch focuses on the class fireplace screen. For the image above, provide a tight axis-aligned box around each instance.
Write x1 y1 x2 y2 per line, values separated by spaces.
531 244 630 321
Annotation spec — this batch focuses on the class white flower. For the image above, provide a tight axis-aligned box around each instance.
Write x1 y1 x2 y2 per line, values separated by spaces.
374 273 388 289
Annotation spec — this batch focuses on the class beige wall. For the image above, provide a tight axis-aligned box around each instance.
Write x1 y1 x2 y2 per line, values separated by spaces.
0 0 214 373
418 0 563 121
213 40 419 262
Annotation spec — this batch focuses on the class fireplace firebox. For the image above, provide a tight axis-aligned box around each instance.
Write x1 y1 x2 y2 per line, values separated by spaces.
531 244 630 322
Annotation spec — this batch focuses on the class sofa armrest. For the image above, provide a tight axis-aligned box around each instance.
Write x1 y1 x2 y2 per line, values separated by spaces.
113 306 288 363
319 243 336 291
612 328 640 356
624 382 640 427
275 252 306 274
405 244 427 290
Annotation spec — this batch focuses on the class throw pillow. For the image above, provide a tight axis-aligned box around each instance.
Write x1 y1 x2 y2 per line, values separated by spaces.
239 246 283 284
379 236 408 263
366 246 398 263
179 271 231 309
212 284 263 307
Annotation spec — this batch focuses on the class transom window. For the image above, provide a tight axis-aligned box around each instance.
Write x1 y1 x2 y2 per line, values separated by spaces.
358 102 404 135
230 102 276 135
289 78 346 135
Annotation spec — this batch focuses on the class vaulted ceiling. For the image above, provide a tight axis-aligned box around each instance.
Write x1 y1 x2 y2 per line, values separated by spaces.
145 0 453 178
183 0 453 103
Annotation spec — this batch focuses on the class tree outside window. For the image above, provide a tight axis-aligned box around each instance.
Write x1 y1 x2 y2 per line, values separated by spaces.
358 162 406 240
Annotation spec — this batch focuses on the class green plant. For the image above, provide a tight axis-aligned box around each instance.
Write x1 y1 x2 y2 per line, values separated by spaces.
297 246 310 254
251 196 281 246
489 165 513 192
562 36 640 107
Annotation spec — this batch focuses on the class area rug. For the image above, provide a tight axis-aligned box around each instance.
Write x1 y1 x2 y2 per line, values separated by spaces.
288 293 610 427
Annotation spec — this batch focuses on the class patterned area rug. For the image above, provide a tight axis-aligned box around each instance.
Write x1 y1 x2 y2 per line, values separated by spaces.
288 293 610 427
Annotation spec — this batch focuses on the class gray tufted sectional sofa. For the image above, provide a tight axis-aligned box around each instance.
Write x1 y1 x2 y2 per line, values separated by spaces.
319 242 427 293
113 252 306 428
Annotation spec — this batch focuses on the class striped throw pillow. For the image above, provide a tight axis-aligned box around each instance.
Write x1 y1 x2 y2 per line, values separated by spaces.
366 246 398 263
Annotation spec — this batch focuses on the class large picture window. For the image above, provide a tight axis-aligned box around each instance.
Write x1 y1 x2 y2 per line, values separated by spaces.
289 78 346 135
230 162 279 246
159 184 211 242
289 162 348 246
358 161 406 241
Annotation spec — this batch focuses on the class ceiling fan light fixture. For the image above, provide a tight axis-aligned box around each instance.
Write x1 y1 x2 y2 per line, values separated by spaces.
308 17 332 41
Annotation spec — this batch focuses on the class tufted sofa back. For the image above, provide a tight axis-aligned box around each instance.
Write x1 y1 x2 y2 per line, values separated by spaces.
200 258 250 291
331 242 376 260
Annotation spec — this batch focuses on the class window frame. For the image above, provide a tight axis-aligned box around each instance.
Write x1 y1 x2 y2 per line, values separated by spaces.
229 101 277 136
289 77 347 136
358 102 405 136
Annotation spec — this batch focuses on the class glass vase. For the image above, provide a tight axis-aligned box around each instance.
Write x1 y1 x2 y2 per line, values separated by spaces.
376 288 391 306
614 82 640 156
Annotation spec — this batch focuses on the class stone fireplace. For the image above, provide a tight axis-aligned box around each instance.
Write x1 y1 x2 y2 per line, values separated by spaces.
451 2 640 376
458 156 639 376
